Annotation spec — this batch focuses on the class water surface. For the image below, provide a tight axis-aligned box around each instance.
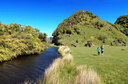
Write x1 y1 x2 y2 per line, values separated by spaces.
0 47 60 84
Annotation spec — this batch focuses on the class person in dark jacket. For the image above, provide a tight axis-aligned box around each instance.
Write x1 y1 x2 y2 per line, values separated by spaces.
101 45 104 56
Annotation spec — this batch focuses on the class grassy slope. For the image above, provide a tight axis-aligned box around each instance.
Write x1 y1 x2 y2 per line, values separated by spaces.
60 24 128 46
114 15 128 36
71 46 128 84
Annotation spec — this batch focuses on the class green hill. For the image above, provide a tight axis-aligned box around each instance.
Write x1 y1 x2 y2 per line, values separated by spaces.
0 22 48 62
52 10 128 47
114 15 128 36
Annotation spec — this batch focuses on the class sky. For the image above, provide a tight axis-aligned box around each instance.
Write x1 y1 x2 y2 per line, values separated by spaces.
0 0 128 37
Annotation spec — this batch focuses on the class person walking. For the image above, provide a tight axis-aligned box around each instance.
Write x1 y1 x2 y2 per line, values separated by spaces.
101 45 104 56
97 47 100 56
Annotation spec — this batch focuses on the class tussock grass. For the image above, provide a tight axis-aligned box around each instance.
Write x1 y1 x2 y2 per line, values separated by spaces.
75 66 100 84
43 46 100 84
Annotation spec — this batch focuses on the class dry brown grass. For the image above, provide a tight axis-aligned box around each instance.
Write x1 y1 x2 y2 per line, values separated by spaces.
43 46 101 84
75 66 100 84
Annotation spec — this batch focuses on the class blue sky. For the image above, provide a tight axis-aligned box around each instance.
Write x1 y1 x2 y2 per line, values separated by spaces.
0 0 128 37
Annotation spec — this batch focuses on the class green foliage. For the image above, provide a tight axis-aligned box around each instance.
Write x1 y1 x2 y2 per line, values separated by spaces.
115 15 128 36
0 23 48 62
39 33 47 42
58 61 78 83
124 28 128 35
85 10 97 18
95 21 104 27
97 35 107 41
115 15 128 28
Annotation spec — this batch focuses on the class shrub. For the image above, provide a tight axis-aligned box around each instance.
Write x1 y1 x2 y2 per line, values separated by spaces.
85 11 97 18
95 22 104 27
66 30 73 34
0 22 48 62
39 33 47 42
97 35 107 41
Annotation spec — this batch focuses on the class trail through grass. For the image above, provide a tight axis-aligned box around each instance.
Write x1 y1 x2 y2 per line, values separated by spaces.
71 46 128 84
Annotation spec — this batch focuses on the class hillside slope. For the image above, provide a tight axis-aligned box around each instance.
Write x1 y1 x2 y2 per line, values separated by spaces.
114 15 128 36
52 10 128 47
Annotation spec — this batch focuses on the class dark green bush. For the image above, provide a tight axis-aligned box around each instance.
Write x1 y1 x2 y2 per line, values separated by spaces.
97 35 107 41
95 22 104 27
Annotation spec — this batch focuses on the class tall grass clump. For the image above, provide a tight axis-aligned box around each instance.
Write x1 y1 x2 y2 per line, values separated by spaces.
43 46 101 84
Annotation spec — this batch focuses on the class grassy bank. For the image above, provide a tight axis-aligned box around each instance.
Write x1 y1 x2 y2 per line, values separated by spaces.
43 46 101 84
71 46 128 84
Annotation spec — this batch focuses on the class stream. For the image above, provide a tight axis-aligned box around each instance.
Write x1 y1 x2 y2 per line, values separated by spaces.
0 47 60 84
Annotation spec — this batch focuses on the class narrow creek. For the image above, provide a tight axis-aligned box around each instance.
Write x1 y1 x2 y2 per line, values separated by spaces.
0 47 60 84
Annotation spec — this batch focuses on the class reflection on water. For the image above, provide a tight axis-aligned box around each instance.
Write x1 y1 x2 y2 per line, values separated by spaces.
0 47 60 84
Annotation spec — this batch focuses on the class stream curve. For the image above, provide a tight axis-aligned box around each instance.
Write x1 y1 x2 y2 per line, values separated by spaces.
0 47 60 84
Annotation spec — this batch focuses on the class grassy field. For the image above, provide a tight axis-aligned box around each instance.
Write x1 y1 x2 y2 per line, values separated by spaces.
71 46 128 84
